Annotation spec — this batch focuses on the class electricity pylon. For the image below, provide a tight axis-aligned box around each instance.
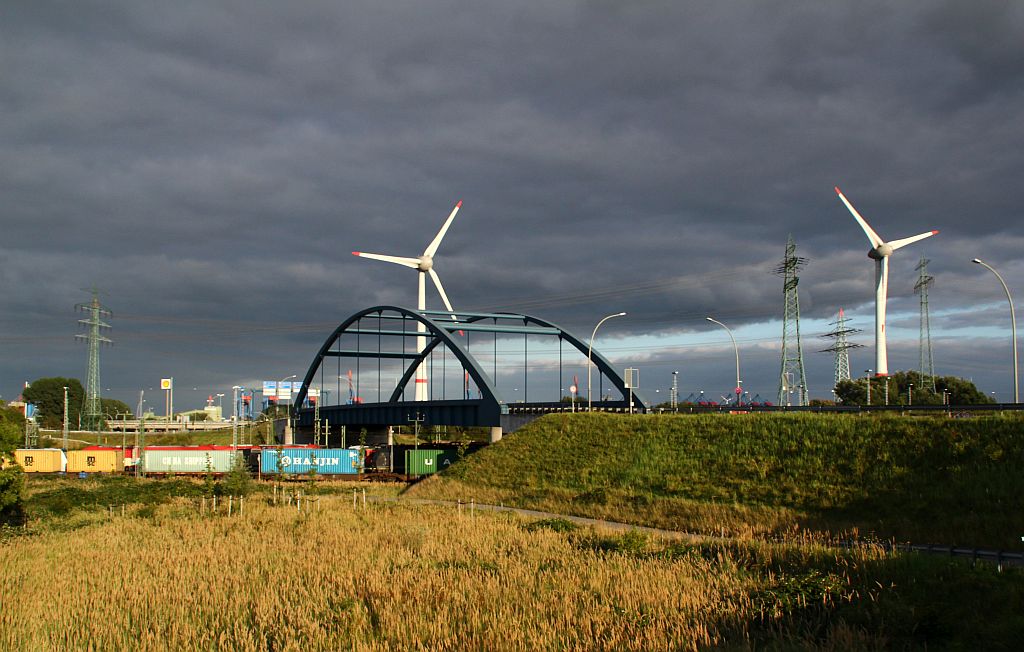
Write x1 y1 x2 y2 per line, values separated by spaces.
820 308 864 399
914 257 936 392
776 235 809 406
75 288 112 431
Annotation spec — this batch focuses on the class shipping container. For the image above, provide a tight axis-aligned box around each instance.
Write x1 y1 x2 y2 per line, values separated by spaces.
68 449 124 474
14 449 67 473
261 448 361 475
404 449 458 476
141 449 235 474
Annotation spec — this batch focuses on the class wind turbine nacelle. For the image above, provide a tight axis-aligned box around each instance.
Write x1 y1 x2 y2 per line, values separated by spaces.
868 243 892 260
417 255 433 272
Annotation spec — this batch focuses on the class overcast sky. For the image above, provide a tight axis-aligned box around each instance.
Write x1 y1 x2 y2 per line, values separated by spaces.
2 1 1022 409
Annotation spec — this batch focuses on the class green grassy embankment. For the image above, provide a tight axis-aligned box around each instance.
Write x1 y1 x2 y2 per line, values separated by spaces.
38 424 273 448
407 412 1024 549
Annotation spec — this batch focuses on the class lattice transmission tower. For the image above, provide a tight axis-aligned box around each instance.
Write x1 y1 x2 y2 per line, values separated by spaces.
914 257 936 392
820 308 864 398
75 288 113 431
776 235 809 406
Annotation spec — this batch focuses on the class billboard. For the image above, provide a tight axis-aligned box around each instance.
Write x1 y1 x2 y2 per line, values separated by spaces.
277 381 292 401
262 381 277 399
160 378 173 390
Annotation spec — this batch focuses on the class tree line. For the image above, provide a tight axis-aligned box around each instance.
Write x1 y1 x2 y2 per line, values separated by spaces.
20 377 133 430
834 370 996 406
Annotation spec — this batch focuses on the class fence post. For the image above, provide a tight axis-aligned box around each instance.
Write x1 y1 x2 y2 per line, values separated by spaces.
229 495 233 517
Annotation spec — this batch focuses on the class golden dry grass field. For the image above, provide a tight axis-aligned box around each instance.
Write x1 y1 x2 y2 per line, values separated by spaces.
1 495 746 651
3 483 1023 651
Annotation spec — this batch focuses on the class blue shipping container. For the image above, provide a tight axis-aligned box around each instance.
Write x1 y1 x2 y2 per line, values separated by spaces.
261 448 361 475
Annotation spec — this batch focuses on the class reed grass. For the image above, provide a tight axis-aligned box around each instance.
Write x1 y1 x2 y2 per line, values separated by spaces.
3 484 1023 650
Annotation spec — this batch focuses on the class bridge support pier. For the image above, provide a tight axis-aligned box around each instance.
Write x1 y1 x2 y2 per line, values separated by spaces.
489 426 503 443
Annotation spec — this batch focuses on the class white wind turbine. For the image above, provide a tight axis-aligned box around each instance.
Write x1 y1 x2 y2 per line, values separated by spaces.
353 200 463 401
835 186 938 377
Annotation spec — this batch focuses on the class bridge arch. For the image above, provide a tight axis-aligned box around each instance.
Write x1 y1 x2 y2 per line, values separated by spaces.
293 305 502 410
292 305 648 431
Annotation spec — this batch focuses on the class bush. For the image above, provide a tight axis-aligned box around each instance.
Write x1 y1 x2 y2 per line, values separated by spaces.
221 456 256 497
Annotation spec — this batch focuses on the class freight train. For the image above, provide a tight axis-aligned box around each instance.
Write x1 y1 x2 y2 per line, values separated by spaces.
9 444 462 479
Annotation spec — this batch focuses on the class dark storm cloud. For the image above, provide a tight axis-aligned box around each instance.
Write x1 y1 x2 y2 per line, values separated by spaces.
1 0 1022 404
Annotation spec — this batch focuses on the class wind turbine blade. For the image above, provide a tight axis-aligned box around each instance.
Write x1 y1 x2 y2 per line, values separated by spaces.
428 269 463 334
835 187 883 248
423 200 462 257
889 230 939 251
352 251 421 269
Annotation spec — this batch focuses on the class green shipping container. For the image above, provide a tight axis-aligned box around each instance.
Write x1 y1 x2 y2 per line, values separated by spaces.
142 449 234 474
404 449 457 475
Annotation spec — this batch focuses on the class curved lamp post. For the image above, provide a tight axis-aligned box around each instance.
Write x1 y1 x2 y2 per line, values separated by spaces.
706 317 742 406
279 374 297 439
972 259 1018 403
588 312 626 411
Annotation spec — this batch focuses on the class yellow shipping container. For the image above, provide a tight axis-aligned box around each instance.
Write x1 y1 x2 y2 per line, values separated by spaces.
67 449 124 474
14 449 67 473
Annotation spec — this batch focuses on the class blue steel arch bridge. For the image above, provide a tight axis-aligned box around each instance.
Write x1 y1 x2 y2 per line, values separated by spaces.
292 306 650 441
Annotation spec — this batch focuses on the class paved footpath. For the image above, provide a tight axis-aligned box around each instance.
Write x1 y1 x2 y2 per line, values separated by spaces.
372 495 708 542
367 494 1024 567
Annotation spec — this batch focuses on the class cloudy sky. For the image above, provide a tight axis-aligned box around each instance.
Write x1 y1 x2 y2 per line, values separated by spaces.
2 1 1022 410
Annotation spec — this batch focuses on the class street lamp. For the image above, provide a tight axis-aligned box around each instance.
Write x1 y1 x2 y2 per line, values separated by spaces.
908 383 913 406
706 317 742 406
972 258 1018 403
588 312 626 411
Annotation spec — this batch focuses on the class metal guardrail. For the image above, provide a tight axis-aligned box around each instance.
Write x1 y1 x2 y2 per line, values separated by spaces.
502 402 1024 416
666 403 1024 414
839 540 1024 569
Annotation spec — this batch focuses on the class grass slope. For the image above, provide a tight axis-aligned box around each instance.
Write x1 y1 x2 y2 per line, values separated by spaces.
408 412 1024 549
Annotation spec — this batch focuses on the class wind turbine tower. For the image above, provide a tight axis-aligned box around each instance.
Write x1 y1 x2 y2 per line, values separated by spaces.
820 308 864 398
776 235 809 406
353 200 463 401
75 288 113 431
835 187 938 376
914 257 936 392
